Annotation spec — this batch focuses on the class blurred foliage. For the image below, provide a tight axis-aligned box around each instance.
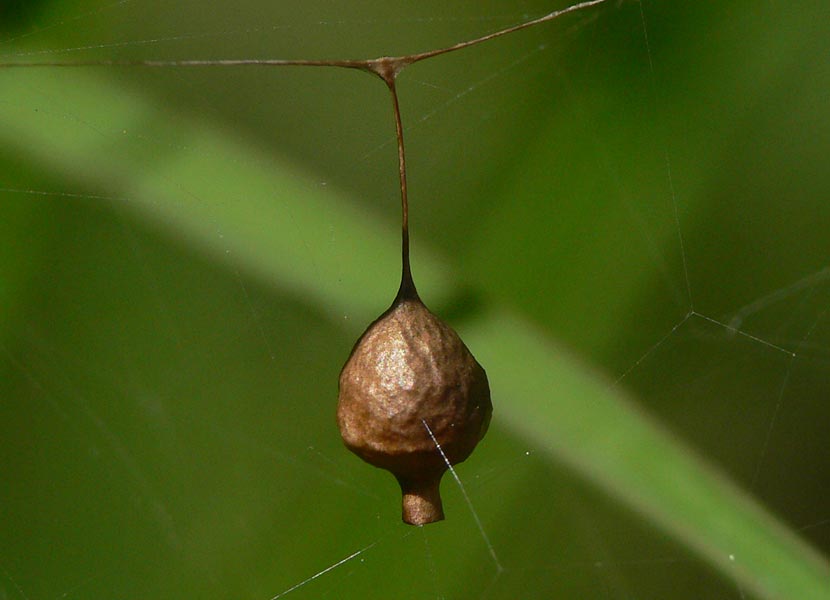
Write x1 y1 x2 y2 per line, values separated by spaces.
0 0 49 30
1 1 829 599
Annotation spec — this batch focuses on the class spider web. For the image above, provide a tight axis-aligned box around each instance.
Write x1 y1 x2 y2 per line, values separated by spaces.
1 1 829 599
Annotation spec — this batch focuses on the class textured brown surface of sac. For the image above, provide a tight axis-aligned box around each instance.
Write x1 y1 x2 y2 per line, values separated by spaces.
337 296 491 525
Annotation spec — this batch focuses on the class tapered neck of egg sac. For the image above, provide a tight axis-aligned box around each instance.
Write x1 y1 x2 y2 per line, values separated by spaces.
386 75 420 305
395 229 418 302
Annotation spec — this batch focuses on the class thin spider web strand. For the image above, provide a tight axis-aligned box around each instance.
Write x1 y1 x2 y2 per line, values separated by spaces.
507 555 685 573
421 420 503 573
55 574 99 599
749 358 793 490
2 338 181 549
232 266 277 362
268 540 380 600
637 0 694 312
358 44 547 164
0 0 610 69
0 564 31 600
798 518 830 533
0 57 369 69
419 528 444 600
0 187 126 203
477 569 503 600
728 266 830 330
604 5 818 579
0 0 133 47
663 150 693 310
407 0 611 64
1 15 538 59
612 312 692 386
1 32 243 59
692 312 796 357
750 309 827 490
205 420 381 500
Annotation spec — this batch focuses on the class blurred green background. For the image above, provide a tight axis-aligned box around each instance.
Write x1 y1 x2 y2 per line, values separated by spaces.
1 1 829 598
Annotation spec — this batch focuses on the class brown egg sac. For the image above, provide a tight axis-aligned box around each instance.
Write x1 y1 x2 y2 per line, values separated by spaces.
337 293 492 525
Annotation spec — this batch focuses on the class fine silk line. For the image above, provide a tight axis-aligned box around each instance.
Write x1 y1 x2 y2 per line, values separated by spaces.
422 420 503 572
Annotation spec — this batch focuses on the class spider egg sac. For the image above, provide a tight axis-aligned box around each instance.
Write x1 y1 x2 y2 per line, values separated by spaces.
337 293 492 525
